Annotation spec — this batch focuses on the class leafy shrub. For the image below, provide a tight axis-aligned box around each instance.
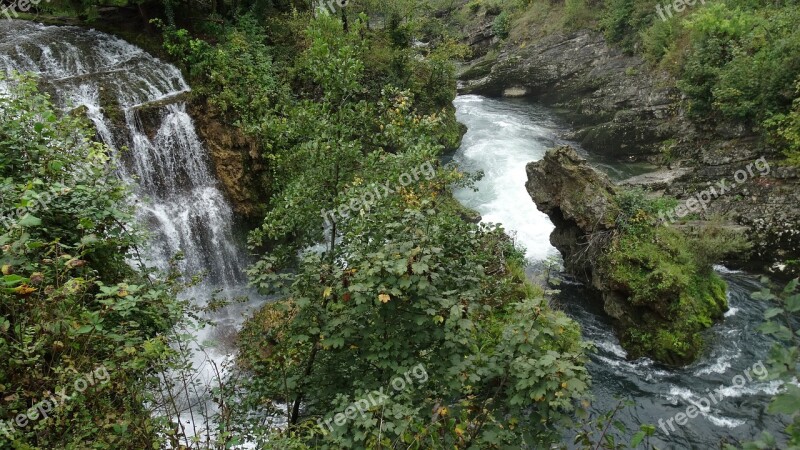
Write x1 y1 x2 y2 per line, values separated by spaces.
562 0 596 30
0 74 184 448
158 14 287 127
492 11 511 38
242 203 590 448
641 14 681 64
467 0 482 14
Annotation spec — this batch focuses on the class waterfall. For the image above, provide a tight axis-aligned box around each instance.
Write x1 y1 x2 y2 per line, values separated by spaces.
0 20 256 441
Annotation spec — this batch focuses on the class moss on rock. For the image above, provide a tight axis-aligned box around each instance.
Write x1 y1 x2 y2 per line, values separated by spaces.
602 225 729 365
527 146 740 366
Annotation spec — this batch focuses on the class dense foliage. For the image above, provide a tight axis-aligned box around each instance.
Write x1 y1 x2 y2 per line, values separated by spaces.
0 75 185 448
151 5 596 448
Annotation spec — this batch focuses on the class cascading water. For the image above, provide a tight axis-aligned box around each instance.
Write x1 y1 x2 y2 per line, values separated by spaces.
0 20 256 441
453 95 788 449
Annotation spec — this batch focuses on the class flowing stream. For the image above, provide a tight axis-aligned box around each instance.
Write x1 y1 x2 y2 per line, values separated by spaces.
0 21 257 440
453 95 788 449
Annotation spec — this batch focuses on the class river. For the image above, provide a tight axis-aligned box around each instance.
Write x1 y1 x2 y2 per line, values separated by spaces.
452 94 788 449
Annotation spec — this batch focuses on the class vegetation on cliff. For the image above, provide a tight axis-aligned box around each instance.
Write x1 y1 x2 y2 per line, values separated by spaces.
603 189 743 365
526 147 749 366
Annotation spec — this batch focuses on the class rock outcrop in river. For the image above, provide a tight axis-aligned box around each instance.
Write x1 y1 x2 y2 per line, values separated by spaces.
527 146 732 366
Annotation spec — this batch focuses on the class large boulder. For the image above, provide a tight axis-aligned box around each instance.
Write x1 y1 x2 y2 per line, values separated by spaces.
527 146 731 366
525 146 619 277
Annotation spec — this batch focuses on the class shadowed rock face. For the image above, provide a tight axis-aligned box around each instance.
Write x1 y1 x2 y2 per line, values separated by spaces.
461 30 680 160
525 146 619 278
526 146 730 366
189 99 268 219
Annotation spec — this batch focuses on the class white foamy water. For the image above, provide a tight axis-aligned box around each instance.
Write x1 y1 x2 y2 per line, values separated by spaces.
452 95 560 261
695 353 737 375
724 307 740 317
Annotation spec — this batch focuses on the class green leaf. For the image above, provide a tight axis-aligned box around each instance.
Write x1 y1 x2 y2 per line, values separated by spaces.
786 293 800 313
17 214 41 227
411 262 428 274
783 278 798 295
2 275 25 286
768 385 800 414
48 160 64 171
764 307 783 319
630 430 646 448
81 234 99 245
76 325 94 334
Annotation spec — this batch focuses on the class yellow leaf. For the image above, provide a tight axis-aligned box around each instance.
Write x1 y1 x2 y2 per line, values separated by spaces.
1 265 11 275
378 293 390 303
323 287 332 299
561 382 568 389
13 285 36 295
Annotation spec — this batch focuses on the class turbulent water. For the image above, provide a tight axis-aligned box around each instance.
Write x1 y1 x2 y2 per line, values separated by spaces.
0 21 256 440
453 95 788 449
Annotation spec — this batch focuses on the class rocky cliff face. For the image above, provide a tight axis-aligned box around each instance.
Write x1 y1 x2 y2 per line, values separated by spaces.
460 30 682 160
527 146 731 366
189 99 268 219
622 148 800 278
